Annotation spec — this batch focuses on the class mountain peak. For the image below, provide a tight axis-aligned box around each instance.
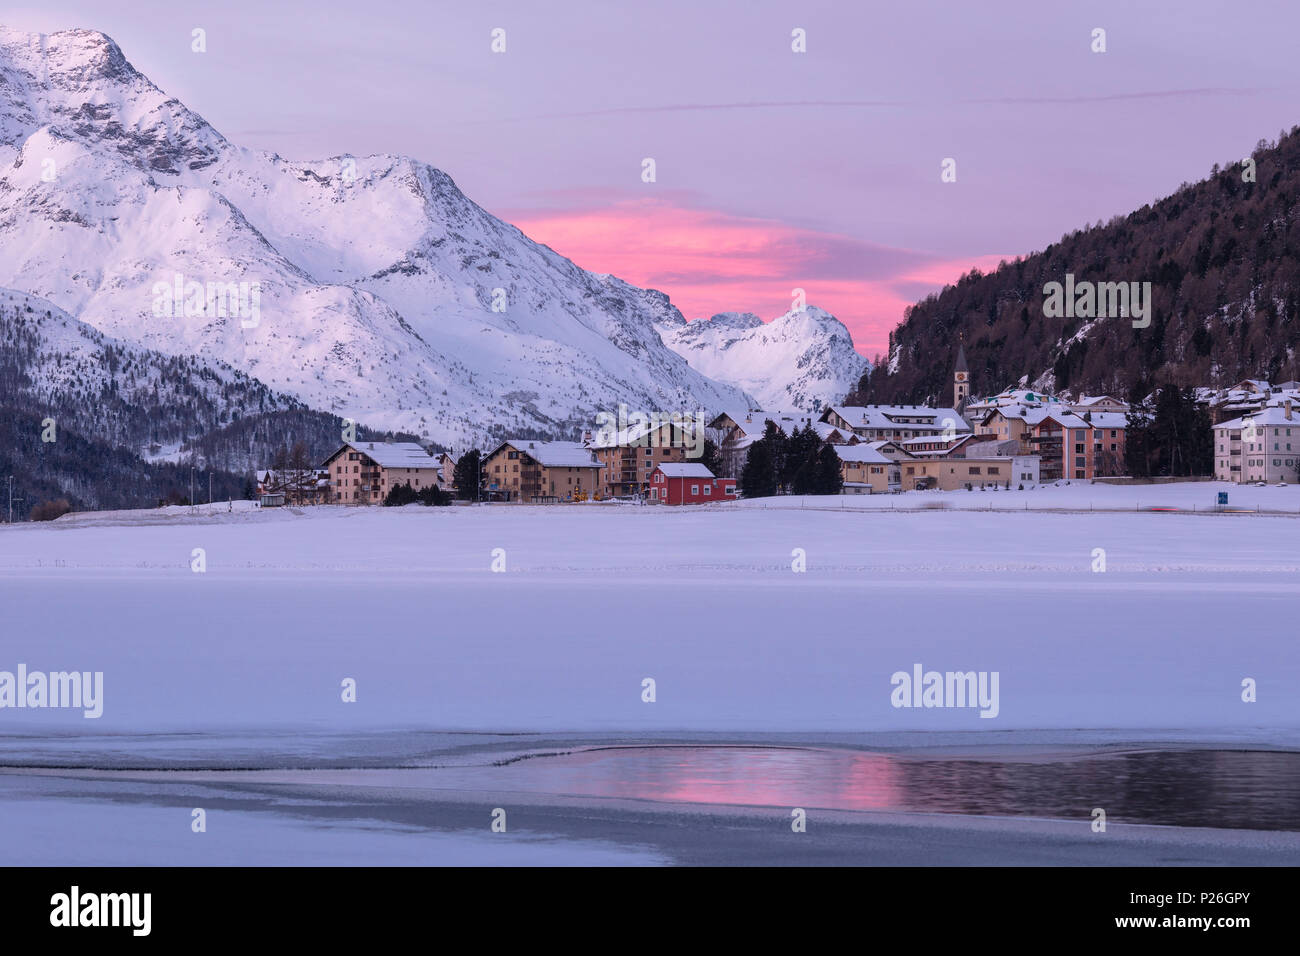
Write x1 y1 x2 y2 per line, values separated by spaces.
0 25 228 172
0 26 751 447
658 306 868 412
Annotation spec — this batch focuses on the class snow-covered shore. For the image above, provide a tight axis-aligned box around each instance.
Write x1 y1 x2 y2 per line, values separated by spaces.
0 498 1295 737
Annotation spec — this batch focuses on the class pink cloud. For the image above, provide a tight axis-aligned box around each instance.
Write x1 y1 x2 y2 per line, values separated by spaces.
504 198 1006 358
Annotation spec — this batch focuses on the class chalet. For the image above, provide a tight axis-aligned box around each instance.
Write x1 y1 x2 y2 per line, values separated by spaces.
481 439 602 502
834 443 899 494
648 463 736 504
321 441 441 505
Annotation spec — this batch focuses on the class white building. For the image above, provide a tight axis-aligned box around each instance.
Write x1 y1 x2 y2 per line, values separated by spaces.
1213 403 1300 484
820 405 972 442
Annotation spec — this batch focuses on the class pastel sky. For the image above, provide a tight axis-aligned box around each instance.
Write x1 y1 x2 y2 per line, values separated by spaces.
8 0 1300 356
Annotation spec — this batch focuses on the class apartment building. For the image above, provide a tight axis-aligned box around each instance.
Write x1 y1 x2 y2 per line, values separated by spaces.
321 441 441 504
481 439 602 502
588 420 696 498
1213 403 1300 483
978 407 1124 480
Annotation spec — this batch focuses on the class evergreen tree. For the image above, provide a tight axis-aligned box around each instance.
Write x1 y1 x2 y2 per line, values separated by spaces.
779 425 811 490
739 428 778 498
417 484 451 506
1125 395 1156 478
453 449 482 500
699 438 725 478
813 444 844 494
384 482 420 506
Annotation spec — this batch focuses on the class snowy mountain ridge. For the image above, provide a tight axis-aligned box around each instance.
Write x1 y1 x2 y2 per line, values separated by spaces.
657 306 870 413
0 26 761 449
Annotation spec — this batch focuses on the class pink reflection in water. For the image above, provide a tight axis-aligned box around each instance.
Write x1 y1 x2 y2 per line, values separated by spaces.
510 747 902 810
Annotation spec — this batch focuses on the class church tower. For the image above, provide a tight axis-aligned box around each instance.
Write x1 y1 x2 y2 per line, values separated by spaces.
953 341 970 413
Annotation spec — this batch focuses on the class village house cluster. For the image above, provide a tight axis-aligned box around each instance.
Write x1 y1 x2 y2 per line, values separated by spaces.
255 351 1300 507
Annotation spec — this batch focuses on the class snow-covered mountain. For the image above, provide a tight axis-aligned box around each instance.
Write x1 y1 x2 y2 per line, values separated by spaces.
0 286 310 452
0 26 752 449
657 306 870 412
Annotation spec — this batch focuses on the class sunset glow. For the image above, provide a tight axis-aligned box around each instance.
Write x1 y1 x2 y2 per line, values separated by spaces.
508 198 1008 358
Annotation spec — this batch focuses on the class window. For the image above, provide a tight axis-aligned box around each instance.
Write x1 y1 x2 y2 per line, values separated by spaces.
690 484 699 495
508 451 518 459
704 485 712 495
968 466 981 475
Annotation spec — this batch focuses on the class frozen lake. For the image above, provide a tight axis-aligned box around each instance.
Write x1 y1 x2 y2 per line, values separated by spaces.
1 498 1297 863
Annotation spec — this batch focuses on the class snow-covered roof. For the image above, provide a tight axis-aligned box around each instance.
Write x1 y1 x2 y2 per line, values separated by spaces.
497 439 600 468
1080 411 1128 429
966 388 1064 410
325 441 437 469
1215 407 1300 429
588 419 699 449
823 405 971 432
656 463 715 478
812 421 858 443
834 445 895 464
993 406 1092 430
714 409 818 444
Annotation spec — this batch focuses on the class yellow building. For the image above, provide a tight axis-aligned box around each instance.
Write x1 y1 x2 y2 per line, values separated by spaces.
482 439 602 502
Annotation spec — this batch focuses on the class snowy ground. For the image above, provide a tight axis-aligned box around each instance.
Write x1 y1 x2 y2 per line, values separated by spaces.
0 490 1296 733
1 489 1296 864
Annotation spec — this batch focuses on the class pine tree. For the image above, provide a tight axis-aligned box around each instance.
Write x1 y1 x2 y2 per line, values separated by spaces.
453 449 482 500
740 432 777 498
699 438 725 478
814 445 843 494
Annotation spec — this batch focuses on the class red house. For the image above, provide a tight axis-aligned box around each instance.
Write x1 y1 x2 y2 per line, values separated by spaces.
649 463 737 504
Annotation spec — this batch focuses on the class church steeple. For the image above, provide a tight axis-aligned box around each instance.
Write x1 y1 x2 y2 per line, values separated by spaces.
953 339 970 412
